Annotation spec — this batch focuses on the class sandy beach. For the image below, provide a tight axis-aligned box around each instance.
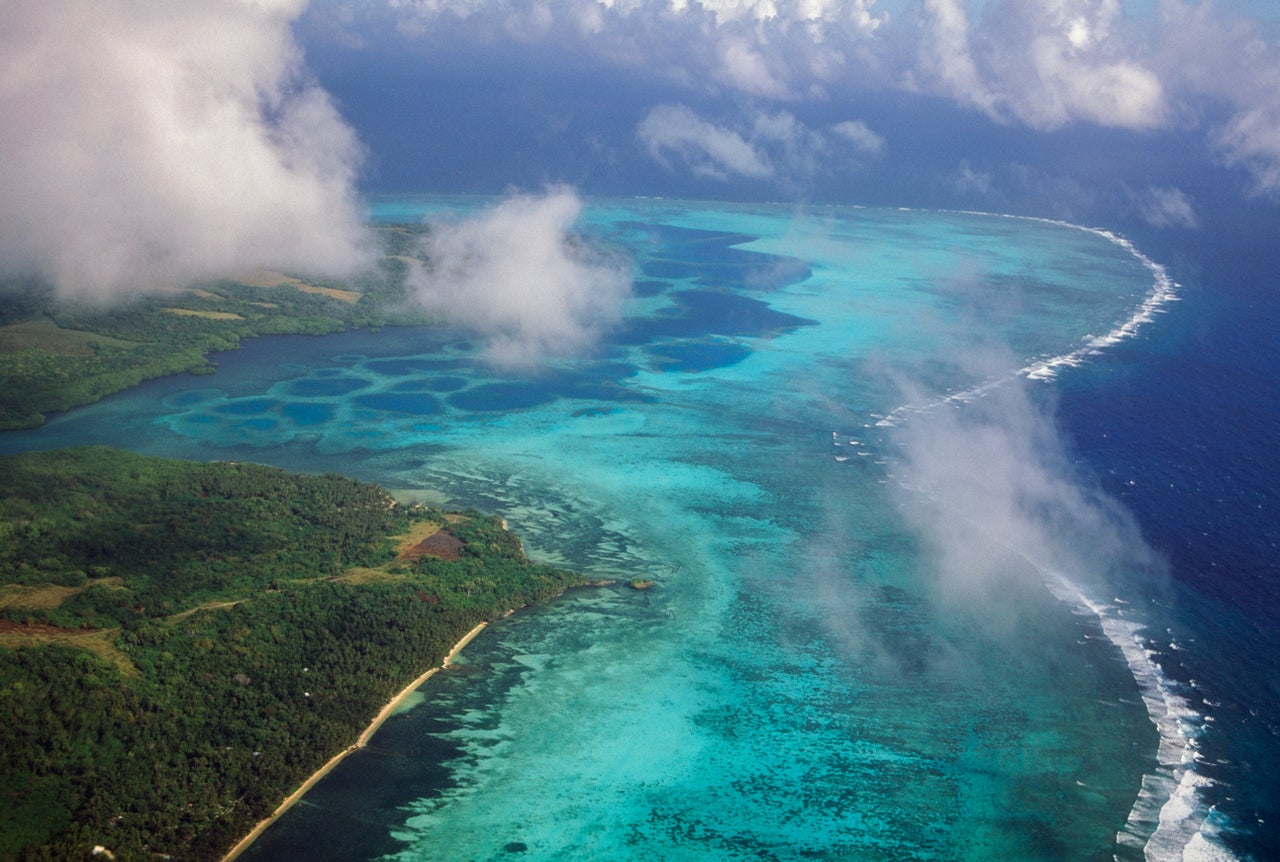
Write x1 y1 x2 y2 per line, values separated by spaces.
221 621 489 862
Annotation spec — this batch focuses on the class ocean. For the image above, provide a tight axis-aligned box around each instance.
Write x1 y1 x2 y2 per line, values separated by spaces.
2 197 1274 861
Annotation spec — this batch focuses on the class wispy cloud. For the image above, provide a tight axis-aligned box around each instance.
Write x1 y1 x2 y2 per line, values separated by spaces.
405 188 632 368
1135 185 1198 229
0 0 371 299
1154 0 1280 195
831 120 888 157
891 365 1162 612
637 104 886 188
637 104 774 180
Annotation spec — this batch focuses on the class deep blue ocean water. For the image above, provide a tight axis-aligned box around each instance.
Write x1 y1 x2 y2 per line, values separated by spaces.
1054 215 1280 862
3 198 1275 860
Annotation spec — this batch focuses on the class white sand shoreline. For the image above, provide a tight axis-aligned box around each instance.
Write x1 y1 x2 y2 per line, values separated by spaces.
220 621 489 862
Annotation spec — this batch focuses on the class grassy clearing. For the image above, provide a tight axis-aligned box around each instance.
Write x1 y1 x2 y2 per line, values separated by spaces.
0 318 140 355
233 270 363 304
165 599 247 624
393 518 447 556
0 579 125 612
162 308 245 320
0 622 139 679
330 567 401 585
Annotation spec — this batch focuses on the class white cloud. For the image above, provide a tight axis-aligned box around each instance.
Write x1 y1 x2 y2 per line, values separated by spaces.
951 160 993 195
1153 0 1280 195
383 0 887 100
637 104 774 179
918 0 1165 131
1136 185 1198 229
831 119 887 155
406 188 632 367
637 104 885 187
716 37 794 99
369 0 1280 197
918 0 999 115
0 0 372 299
892 366 1161 610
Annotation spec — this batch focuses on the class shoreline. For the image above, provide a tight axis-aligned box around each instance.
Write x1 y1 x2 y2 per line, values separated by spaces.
220 621 489 862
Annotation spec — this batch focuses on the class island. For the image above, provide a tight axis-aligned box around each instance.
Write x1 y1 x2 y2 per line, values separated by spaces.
0 446 585 860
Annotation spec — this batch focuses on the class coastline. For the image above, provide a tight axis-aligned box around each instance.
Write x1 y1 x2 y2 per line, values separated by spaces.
220 621 489 862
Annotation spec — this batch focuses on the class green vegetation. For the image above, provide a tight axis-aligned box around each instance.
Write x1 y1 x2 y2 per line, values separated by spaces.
0 226 430 430
0 447 583 861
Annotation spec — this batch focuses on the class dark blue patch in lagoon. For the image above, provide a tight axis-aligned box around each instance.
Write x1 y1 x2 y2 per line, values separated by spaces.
648 339 751 372
387 380 430 393
615 289 816 345
741 257 812 292
353 393 444 415
285 377 370 397
386 376 469 394
426 376 469 392
572 406 616 418
166 389 221 407
214 398 280 415
282 403 336 427
561 382 656 403
633 280 667 298
628 222 810 291
643 252 810 291
239 418 278 431
448 383 558 412
642 259 701 280
365 358 471 376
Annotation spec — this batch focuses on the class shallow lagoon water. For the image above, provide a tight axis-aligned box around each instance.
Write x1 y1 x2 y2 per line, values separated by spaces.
2 200 1194 859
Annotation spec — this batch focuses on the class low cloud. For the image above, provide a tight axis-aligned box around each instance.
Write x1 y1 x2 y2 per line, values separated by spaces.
891 368 1160 612
637 104 773 180
406 188 632 367
1136 185 1198 229
0 0 372 299
831 120 887 157
637 104 886 188
951 160 994 196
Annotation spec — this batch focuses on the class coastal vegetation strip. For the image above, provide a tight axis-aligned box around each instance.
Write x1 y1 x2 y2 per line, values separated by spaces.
0 447 584 861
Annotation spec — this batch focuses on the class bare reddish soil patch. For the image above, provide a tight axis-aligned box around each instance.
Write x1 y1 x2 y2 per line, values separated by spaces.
400 530 464 563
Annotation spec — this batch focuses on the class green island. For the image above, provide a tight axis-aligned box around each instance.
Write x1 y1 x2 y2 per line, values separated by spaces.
0 446 584 860
0 225 428 431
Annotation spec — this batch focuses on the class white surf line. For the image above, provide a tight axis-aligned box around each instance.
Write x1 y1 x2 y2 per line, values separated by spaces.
887 456 1226 860
1036 572 1234 862
874 212 1180 429
873 212 1232 859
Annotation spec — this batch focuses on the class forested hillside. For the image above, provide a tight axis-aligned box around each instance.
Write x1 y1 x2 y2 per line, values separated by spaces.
0 447 582 860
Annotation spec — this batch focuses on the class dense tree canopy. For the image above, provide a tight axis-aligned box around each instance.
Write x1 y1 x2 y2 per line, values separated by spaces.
0 447 583 861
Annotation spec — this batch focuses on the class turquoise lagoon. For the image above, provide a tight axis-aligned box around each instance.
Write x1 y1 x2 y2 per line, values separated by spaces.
4 199 1185 860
